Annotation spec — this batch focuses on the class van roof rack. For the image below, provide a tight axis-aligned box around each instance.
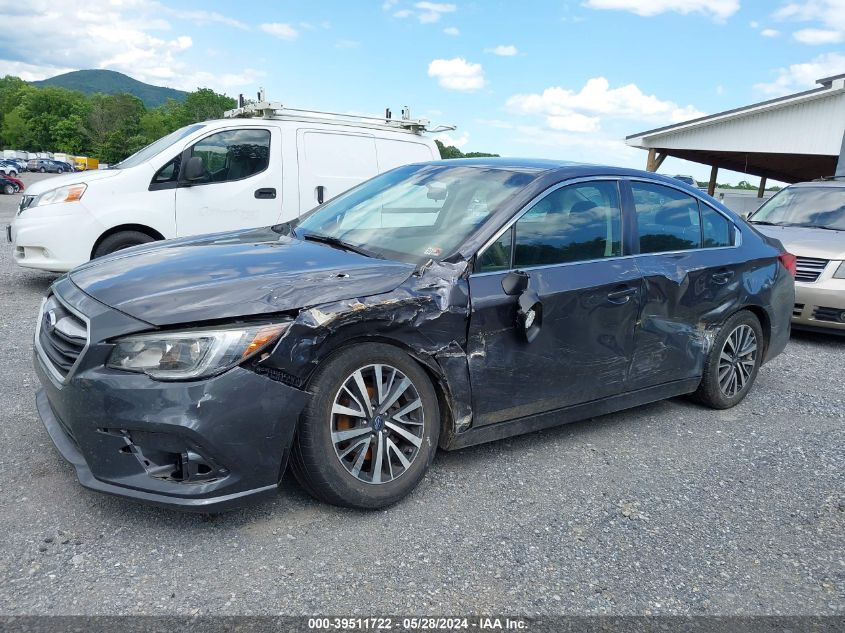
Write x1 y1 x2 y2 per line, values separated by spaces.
223 88 456 135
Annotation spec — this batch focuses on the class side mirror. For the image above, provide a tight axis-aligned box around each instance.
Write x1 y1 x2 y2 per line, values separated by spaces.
182 156 206 182
501 270 529 296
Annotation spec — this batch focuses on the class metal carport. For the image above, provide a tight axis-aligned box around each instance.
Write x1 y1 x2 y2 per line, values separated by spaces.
626 73 845 195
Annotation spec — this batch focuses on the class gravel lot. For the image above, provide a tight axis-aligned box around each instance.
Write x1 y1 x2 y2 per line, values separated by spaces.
0 172 843 616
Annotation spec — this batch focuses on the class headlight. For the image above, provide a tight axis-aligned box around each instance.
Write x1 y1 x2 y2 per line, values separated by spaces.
835 262 845 279
106 322 289 380
32 183 87 208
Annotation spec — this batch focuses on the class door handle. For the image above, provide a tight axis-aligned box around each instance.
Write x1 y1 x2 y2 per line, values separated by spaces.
711 270 734 285
606 286 638 304
316 185 325 204
254 188 276 199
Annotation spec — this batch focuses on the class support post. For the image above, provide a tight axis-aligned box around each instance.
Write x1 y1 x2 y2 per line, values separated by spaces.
646 148 657 172
757 176 767 198
837 128 845 178
707 165 718 197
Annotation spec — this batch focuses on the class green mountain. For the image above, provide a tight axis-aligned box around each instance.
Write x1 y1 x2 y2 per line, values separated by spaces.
32 70 187 108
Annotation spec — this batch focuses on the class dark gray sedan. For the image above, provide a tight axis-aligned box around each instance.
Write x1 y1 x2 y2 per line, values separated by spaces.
32 159 795 512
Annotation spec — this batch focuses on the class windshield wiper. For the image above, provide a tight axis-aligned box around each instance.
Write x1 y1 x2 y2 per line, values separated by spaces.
790 223 844 231
749 220 785 226
301 233 379 258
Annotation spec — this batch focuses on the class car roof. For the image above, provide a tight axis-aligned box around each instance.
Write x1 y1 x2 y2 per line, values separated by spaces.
425 157 700 184
789 180 845 189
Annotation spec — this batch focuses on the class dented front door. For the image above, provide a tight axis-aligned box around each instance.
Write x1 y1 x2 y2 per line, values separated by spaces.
466 259 643 427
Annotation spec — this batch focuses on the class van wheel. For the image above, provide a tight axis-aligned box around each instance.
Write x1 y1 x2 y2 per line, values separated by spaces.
692 310 763 410
290 343 440 509
92 231 155 258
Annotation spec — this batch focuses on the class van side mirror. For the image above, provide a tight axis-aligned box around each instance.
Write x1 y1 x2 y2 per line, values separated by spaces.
183 156 206 182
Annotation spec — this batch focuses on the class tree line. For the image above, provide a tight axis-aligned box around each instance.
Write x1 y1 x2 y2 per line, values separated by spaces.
0 75 236 164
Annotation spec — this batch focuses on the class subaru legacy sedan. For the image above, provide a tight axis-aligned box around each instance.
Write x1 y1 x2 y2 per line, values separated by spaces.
33 159 795 511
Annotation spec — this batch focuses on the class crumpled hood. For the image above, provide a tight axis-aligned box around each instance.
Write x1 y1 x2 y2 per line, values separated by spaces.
24 168 123 195
69 228 416 326
753 224 845 261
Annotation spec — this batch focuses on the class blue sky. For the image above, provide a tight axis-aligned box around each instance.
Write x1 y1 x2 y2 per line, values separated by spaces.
2 0 844 184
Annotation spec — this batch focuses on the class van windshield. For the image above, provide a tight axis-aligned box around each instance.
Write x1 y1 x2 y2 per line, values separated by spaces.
112 124 206 170
292 164 538 264
750 186 845 230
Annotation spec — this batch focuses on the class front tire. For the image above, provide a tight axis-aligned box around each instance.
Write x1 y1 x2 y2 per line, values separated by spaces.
693 310 763 409
39 167 46 173
56 167 63 174
3 184 14 195
291 343 440 509
92 230 155 258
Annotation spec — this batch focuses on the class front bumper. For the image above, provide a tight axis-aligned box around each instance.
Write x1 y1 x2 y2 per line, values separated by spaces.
10 202 102 272
792 275 845 334
33 279 310 512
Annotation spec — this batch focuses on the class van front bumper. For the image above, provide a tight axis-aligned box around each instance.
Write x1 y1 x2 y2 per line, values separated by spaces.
10 202 101 272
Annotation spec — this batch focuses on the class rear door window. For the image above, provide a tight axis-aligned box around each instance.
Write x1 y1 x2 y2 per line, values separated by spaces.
632 182 701 253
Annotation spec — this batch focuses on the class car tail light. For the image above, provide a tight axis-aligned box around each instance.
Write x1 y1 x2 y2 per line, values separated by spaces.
778 252 797 278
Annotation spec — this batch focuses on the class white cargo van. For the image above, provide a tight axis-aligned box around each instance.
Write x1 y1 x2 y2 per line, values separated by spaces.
8 100 448 272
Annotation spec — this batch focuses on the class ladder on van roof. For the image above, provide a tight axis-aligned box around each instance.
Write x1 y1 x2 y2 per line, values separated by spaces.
223 89 456 135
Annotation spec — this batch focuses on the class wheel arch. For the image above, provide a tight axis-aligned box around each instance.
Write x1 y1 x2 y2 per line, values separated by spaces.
733 303 771 359
91 224 166 259
298 334 461 448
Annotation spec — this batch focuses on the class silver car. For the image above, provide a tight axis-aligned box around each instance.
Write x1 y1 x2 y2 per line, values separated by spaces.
749 180 845 334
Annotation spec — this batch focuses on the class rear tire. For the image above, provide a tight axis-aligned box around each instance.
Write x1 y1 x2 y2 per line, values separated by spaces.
290 343 440 509
92 230 155 258
692 310 764 409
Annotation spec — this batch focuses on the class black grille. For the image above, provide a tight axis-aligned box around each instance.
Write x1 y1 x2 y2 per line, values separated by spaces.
812 306 845 323
795 256 828 283
37 295 87 378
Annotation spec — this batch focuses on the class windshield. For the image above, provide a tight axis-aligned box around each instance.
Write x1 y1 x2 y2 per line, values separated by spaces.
751 186 845 230
113 124 206 169
293 164 537 264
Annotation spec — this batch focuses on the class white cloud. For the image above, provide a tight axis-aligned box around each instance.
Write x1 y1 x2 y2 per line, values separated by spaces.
485 45 518 56
750 20 760 28
435 131 469 148
506 77 704 133
0 1 265 92
443 26 460 35
335 39 361 49
761 28 781 37
391 2 457 23
793 27 843 43
415 1 456 23
773 1 845 44
428 57 486 91
755 52 845 95
583 0 739 19
167 9 247 29
260 22 299 41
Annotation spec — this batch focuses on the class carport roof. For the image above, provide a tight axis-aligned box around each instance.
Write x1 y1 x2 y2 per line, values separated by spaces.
626 74 845 183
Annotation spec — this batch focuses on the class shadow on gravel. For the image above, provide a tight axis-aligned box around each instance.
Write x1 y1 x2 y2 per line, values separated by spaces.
13 271 59 294
790 329 844 346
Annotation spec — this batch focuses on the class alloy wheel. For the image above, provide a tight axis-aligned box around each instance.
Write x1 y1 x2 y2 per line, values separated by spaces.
718 324 757 398
330 363 425 485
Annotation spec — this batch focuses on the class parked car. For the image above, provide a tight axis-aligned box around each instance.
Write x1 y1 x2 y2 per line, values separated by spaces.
32 159 795 511
1 175 21 194
2 174 24 193
749 179 845 333
10 108 440 272
672 174 699 187
0 160 19 176
26 158 69 174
